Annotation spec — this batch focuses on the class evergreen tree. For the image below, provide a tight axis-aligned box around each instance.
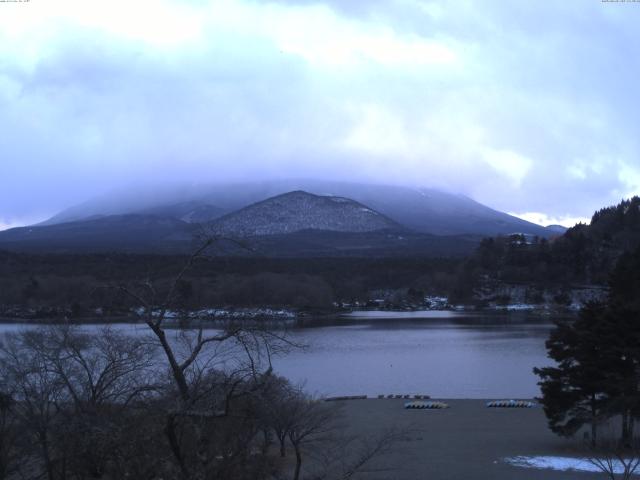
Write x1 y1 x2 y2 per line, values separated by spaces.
601 305 640 445
605 246 640 444
536 246 640 446
609 246 640 311
534 302 611 446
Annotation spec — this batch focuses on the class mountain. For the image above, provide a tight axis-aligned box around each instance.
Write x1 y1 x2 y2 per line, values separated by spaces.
40 183 217 225
41 179 550 237
0 215 196 253
0 191 478 256
231 229 477 257
210 191 400 237
545 224 568 235
139 201 225 223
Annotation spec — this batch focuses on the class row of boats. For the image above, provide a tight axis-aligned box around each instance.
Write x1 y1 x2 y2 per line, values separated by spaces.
404 399 536 409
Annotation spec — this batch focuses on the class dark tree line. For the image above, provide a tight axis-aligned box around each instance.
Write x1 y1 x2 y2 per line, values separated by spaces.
0 250 460 317
535 245 640 448
446 196 640 304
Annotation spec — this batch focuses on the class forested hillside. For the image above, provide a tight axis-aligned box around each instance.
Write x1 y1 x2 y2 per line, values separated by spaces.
452 197 640 301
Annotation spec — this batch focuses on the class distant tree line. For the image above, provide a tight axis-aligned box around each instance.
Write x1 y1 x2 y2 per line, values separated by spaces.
0 254 459 317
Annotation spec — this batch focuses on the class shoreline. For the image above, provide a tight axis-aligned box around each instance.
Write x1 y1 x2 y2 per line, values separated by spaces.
0 305 575 324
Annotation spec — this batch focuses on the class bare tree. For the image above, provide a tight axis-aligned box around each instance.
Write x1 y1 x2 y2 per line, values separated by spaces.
259 375 300 458
287 397 342 480
114 237 297 479
26 325 157 411
263 387 405 480
0 391 20 480
0 325 158 480
0 331 67 480
588 437 640 480
313 427 408 480
43 325 156 478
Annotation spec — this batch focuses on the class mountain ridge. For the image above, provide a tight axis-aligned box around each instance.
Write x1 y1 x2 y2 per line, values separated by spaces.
0 214 196 253
0 190 480 256
40 179 551 237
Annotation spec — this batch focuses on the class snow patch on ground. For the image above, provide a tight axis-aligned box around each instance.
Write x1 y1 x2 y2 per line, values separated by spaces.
504 455 639 475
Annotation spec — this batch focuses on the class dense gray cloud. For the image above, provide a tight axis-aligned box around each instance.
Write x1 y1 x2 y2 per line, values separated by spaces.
1 0 639 229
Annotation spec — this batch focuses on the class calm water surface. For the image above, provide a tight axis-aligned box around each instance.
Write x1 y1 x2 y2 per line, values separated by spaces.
0 311 556 399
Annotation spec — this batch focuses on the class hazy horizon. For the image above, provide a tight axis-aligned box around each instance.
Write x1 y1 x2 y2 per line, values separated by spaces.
1 177 595 231
2 1 639 230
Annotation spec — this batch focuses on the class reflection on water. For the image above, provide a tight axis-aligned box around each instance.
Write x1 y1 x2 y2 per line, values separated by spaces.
0 311 560 399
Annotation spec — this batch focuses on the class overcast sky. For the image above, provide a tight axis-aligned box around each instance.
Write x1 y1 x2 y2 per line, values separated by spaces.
1 0 639 229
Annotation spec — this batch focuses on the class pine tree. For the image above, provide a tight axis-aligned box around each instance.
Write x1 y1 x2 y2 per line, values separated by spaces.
534 302 611 446
536 246 640 446
605 246 640 444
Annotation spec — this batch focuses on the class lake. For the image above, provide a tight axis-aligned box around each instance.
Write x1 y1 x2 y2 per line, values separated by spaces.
0 311 557 399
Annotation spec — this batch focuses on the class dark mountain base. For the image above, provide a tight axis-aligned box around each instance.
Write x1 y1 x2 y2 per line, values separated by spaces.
226 230 479 258
0 223 478 257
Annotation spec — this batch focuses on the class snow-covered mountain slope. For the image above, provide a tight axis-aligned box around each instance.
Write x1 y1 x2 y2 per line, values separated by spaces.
210 191 400 237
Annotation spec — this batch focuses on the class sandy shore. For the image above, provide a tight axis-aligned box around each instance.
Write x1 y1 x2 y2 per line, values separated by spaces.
334 399 602 480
